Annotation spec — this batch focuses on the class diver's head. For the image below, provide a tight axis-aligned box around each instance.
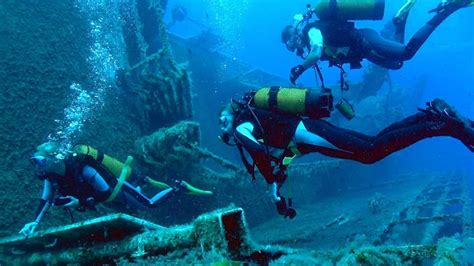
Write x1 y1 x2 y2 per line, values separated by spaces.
219 103 236 134
31 142 66 180
219 102 242 144
172 5 187 22
281 27 305 56
281 25 298 52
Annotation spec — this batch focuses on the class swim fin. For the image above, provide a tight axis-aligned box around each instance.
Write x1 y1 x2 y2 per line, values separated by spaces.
429 0 474 13
145 176 171 189
395 0 417 20
421 99 474 152
181 181 213 196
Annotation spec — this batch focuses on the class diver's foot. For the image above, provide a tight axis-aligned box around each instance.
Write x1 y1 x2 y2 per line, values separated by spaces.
425 98 469 125
425 99 474 151
395 0 417 21
429 0 473 13
461 119 474 152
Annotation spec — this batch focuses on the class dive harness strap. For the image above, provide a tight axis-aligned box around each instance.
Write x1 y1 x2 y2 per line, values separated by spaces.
237 143 257 181
105 156 133 203
313 64 326 89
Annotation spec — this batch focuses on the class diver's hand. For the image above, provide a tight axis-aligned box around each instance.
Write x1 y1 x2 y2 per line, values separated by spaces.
267 183 281 203
63 196 79 208
290 65 305 85
19 221 38 236
275 197 297 219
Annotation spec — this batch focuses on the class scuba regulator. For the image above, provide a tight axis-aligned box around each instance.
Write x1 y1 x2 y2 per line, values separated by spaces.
218 97 249 146
293 4 317 59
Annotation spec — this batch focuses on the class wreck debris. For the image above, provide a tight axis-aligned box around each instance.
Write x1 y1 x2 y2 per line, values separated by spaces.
0 208 252 265
368 193 386 214
121 50 193 130
376 174 472 246
1 203 472 264
135 121 247 183
323 215 349 230
348 63 390 103
118 0 193 130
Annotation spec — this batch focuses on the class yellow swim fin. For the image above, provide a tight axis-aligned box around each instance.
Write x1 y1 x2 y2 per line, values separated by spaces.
145 177 171 189
182 181 213 196
146 177 212 195
395 0 417 20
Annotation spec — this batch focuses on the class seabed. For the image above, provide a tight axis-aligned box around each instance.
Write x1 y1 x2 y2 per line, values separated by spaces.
1 172 472 265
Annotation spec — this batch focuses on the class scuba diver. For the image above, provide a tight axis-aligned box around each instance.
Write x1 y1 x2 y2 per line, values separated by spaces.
167 4 188 28
282 0 474 84
20 143 212 236
219 87 474 218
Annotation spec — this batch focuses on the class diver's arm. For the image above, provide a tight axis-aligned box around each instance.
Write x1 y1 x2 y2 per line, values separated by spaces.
290 28 323 84
234 122 284 184
82 165 112 203
34 180 54 220
302 28 324 69
267 183 281 202
235 122 262 148
20 180 54 236
302 46 323 69
235 123 285 155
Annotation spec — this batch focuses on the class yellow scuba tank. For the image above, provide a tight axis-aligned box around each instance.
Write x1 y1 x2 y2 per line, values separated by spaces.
252 87 333 119
314 0 385 21
73 145 132 179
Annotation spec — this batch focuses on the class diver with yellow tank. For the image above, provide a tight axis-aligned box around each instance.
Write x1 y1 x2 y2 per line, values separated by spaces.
219 88 474 218
19 142 212 236
282 0 474 84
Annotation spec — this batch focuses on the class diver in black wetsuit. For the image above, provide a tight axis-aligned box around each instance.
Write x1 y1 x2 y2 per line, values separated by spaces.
20 143 212 236
219 97 474 218
282 0 473 84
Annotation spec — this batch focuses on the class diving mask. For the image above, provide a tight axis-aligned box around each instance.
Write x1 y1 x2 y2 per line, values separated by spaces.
31 154 48 167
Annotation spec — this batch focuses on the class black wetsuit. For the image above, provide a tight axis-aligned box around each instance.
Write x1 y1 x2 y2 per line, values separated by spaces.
233 107 461 184
302 2 466 69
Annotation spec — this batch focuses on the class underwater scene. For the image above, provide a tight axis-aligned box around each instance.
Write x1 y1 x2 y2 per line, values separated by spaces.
0 0 473 264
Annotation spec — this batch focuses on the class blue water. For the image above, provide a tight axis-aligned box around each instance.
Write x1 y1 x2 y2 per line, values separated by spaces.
167 0 474 175
2 0 473 263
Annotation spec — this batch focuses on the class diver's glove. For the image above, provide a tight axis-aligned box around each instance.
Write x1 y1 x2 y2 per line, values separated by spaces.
174 180 213 196
275 196 297 219
272 164 288 184
53 196 79 208
19 221 38 236
290 64 305 85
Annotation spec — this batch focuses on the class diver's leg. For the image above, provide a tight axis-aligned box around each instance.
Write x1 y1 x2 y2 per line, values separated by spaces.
294 104 473 163
375 112 433 137
294 116 444 163
364 118 454 163
359 28 405 69
120 182 175 208
149 187 174 205
404 1 472 60
294 120 374 162
119 182 154 208
359 99 474 161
